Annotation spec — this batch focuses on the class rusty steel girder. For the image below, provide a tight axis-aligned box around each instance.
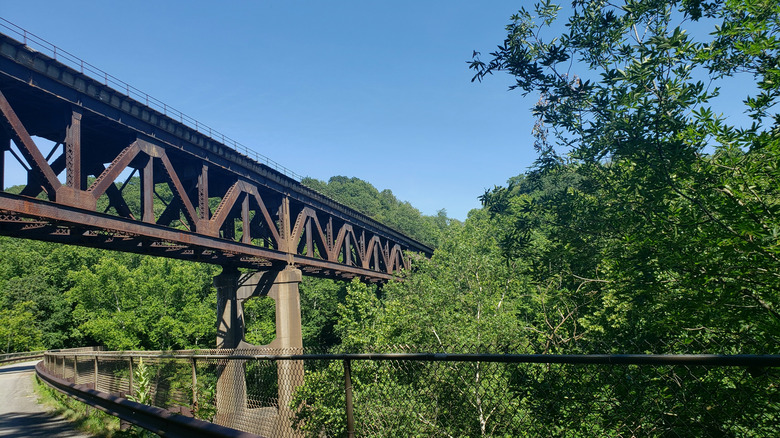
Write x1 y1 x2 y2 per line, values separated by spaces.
0 32 432 282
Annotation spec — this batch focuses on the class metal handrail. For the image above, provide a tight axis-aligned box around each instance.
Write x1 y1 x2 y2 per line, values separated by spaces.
2 346 103 364
40 349 780 437
0 350 46 364
0 16 303 181
46 350 780 367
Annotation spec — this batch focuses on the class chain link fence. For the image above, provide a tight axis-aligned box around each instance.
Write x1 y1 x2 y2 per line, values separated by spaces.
41 346 779 437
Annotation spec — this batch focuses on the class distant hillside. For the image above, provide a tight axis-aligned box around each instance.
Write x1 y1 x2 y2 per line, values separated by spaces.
302 176 453 248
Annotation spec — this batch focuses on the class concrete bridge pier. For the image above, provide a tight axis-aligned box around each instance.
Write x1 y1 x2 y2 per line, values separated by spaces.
214 266 243 427
214 265 304 437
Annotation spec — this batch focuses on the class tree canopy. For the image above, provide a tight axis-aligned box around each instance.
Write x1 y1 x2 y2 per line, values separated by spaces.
467 0 780 352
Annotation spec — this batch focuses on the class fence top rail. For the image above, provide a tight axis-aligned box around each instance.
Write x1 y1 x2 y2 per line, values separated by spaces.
1 350 46 359
44 351 780 367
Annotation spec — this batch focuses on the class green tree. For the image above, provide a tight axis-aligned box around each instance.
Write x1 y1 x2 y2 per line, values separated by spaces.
0 237 102 349
0 301 45 353
299 277 348 349
67 255 218 350
471 0 780 352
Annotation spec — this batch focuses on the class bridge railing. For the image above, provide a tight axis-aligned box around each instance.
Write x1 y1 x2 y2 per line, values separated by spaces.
0 17 303 181
0 346 102 365
0 349 47 365
39 347 780 437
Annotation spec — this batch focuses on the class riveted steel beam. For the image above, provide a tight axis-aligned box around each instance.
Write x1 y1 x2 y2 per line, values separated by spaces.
0 192 395 281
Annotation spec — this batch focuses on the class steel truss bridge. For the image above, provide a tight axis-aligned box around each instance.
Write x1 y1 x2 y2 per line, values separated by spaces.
0 25 434 436
0 31 432 283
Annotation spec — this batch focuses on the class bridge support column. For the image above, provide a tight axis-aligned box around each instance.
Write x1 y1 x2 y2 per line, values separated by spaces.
214 267 246 427
267 267 304 437
214 265 304 437
215 266 244 349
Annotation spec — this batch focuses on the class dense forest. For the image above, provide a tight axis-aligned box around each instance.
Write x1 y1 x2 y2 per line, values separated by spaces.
1 0 778 434
0 175 437 352
0 175 447 352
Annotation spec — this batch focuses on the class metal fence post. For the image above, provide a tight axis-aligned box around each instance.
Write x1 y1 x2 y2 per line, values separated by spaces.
61 355 65 379
93 355 99 390
73 355 78 384
344 359 355 438
129 357 134 397
191 357 198 414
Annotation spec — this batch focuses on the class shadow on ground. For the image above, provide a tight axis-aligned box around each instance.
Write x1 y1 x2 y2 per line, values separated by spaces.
0 364 37 375
0 411 90 437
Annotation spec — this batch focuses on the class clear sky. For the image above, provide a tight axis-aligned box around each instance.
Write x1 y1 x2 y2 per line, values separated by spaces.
0 2 756 221
0 1 536 221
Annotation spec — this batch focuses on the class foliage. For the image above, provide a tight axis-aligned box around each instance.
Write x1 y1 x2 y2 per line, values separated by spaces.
470 0 780 352
0 234 219 352
0 300 45 353
243 295 277 346
67 256 218 351
329 212 584 354
128 358 153 406
299 277 348 349
335 279 385 349
193 374 217 422
0 237 101 350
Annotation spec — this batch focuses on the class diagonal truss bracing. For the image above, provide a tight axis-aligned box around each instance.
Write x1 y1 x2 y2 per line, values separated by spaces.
0 32 432 282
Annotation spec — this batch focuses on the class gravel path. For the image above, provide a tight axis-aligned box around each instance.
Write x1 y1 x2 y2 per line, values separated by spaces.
0 360 92 437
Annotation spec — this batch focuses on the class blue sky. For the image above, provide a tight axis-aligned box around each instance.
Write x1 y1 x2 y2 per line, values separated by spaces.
1 1 533 221
0 2 757 220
